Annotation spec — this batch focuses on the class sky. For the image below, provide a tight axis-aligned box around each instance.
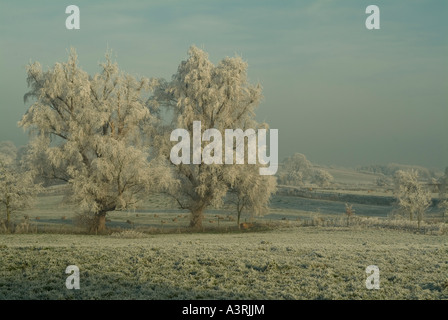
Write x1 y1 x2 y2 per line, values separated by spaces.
0 0 447 170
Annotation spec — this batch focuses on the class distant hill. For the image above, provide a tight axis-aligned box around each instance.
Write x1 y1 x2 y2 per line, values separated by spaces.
325 167 378 186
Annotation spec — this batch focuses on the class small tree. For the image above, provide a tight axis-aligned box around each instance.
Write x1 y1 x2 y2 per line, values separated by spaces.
375 174 389 187
439 167 448 194
345 203 355 227
227 165 277 228
0 142 42 230
312 168 334 187
439 199 448 221
393 170 432 229
439 167 448 221
279 153 312 186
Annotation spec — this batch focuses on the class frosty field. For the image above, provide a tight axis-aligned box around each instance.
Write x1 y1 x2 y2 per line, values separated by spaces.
1 177 447 300
1 226 447 300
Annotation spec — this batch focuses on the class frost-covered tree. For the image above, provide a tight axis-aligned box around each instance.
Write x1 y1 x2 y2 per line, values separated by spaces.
345 203 355 227
312 168 334 187
440 199 448 221
227 165 277 228
375 174 390 187
149 46 274 229
0 141 42 230
285 170 304 186
19 49 162 233
278 153 312 186
438 167 448 220
438 167 448 198
393 170 432 228
0 141 18 160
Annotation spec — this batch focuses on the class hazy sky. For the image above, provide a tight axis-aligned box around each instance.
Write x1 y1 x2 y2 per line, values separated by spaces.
0 0 447 169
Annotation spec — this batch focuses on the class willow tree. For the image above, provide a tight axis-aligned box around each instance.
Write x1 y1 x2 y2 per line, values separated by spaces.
150 46 276 229
19 49 161 233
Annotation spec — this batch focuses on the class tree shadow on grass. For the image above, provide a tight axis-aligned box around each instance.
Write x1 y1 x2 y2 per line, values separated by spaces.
0 268 255 300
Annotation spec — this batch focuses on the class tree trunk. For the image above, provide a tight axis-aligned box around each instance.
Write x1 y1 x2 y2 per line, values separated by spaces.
6 206 11 227
417 210 422 230
92 211 107 234
190 207 204 230
237 208 242 229
5 204 12 231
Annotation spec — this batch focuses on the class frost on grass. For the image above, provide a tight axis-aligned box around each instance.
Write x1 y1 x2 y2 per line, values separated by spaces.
0 228 447 300
110 230 148 239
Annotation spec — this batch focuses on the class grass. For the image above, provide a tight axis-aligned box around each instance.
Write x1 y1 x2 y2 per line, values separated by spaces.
1 227 447 300
1 184 447 300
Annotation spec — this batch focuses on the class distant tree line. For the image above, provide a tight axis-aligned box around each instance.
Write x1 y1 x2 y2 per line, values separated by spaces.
357 163 438 180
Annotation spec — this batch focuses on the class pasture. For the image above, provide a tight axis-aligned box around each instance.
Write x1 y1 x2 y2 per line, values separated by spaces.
1 170 447 300
1 227 447 300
